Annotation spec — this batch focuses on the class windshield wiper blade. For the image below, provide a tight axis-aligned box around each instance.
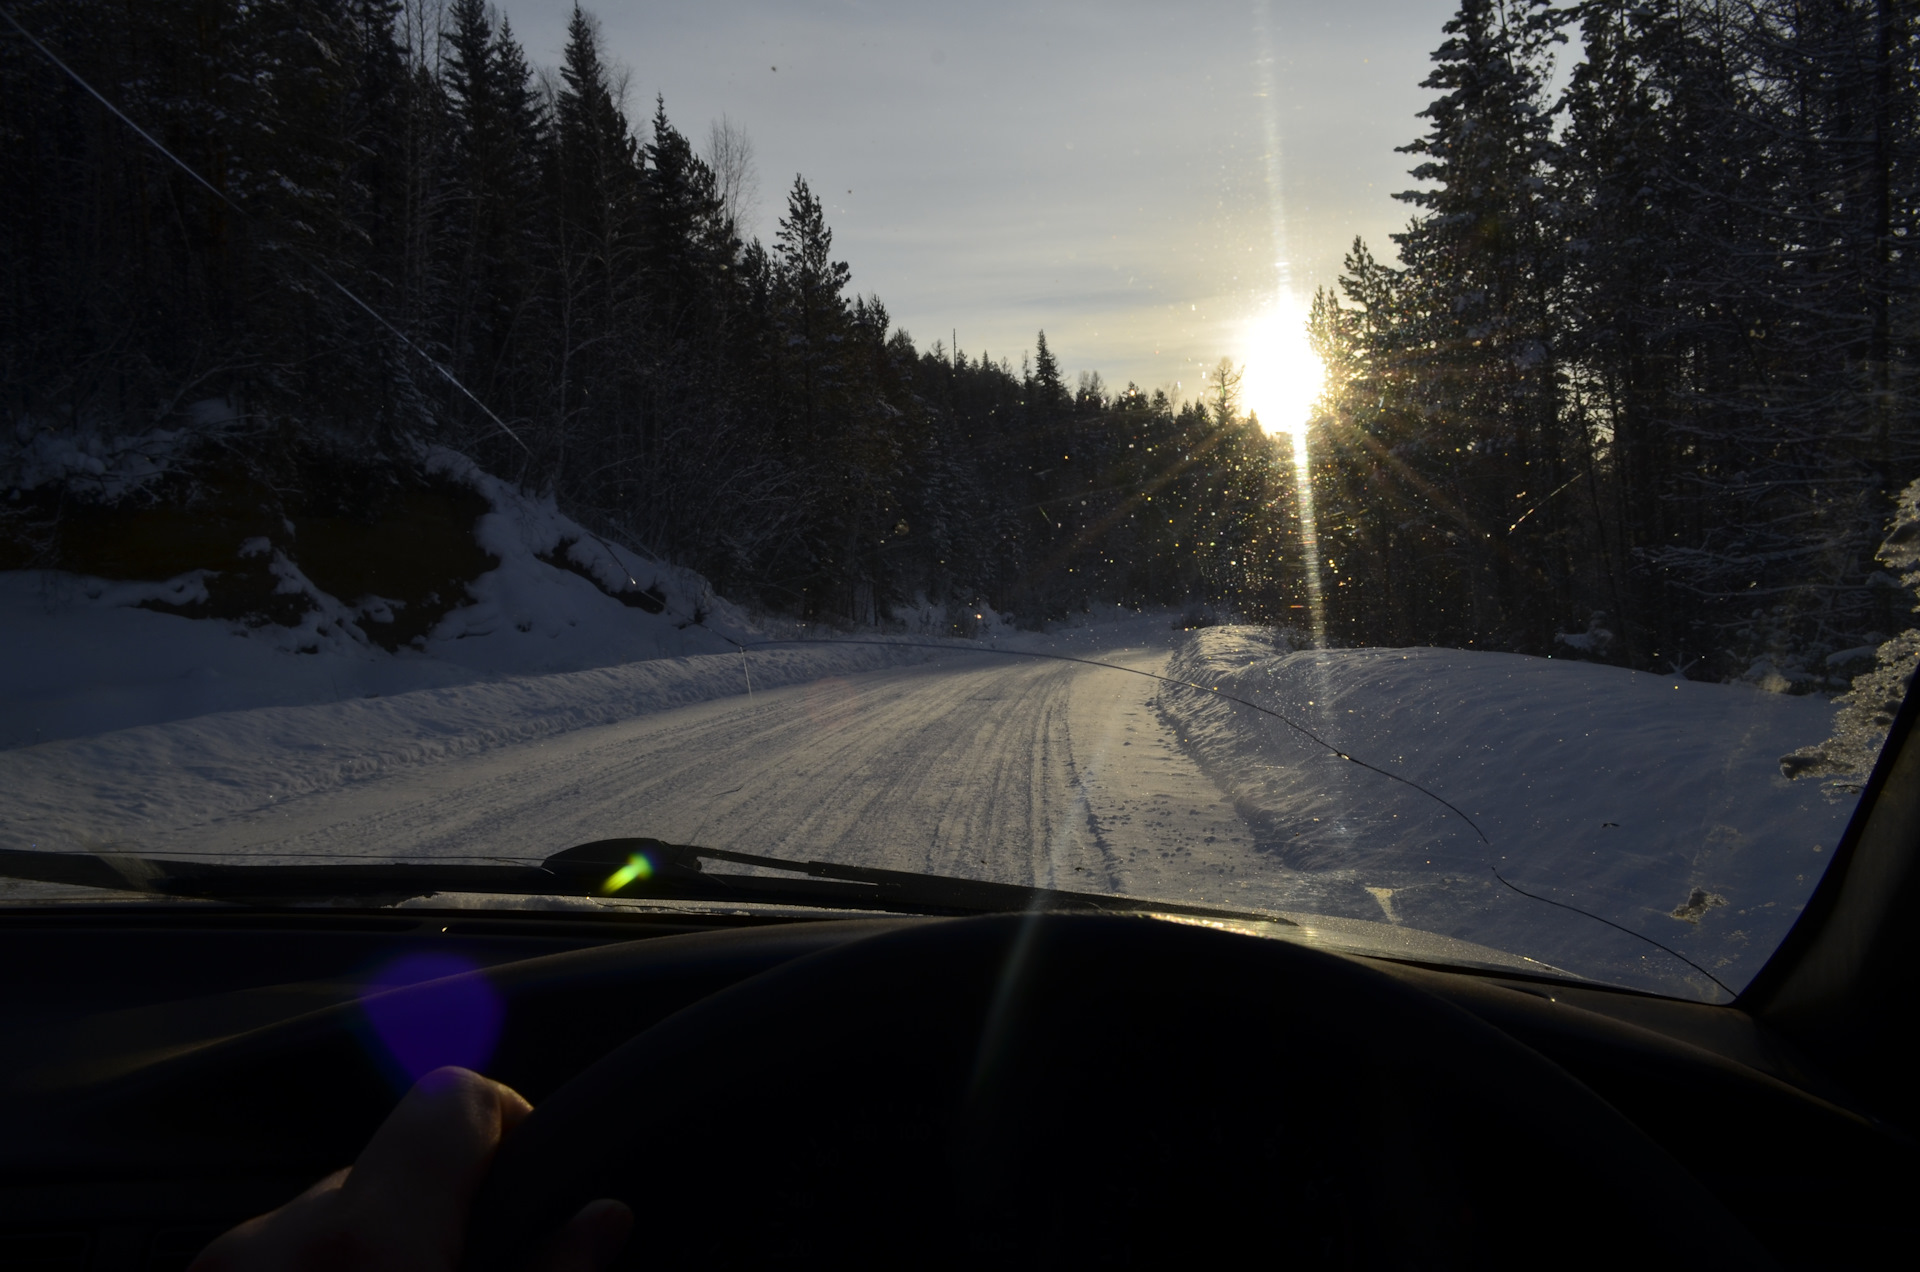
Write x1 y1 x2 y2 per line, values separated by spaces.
552 839 1296 925
0 839 1294 927
0 846 552 907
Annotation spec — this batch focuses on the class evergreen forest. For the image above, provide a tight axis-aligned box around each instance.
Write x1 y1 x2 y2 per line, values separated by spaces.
1308 0 1919 682
2 0 1916 686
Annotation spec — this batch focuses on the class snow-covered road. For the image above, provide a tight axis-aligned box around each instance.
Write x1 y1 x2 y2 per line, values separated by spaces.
0 634 1274 910
0 615 1858 1000
173 648 1260 903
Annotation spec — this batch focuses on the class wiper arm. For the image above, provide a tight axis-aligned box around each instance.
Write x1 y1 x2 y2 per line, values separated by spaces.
0 846 556 907
0 839 1295 927
555 839 1297 925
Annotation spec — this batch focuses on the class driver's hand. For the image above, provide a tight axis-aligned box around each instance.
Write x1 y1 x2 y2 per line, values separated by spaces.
189 1066 631 1272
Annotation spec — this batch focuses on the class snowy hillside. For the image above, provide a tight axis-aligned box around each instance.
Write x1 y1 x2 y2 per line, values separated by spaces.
1159 628 1851 998
1 447 769 749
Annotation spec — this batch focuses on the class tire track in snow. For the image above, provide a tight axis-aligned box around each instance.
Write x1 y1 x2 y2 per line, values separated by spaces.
43 641 1270 910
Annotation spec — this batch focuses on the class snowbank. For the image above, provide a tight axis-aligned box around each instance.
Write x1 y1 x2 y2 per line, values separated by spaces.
4 399 239 503
1160 628 1850 997
1780 476 1920 791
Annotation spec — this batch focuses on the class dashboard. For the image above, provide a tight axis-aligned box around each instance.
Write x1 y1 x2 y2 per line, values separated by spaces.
1 902 1912 1269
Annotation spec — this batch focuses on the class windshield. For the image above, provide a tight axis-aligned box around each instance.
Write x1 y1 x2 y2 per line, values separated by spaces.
2 0 1914 1004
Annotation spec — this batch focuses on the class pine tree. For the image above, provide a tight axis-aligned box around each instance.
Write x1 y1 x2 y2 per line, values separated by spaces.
434 0 548 460
1031 330 1066 417
771 175 851 449
549 3 643 492
1392 0 1568 649
641 97 730 336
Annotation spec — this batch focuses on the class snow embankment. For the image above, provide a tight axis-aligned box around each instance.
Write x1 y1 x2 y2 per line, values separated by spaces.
1160 628 1850 996
0 639 944 858
0 446 764 750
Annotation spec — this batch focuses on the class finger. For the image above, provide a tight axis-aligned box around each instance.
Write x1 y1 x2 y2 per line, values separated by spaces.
336 1066 532 1266
186 1169 350 1270
293 1166 353 1202
527 1199 634 1272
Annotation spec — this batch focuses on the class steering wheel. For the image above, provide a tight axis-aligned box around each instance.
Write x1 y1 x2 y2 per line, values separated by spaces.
461 913 1771 1268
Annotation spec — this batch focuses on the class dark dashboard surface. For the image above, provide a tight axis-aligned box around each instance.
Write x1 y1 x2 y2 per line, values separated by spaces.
1 904 1913 1270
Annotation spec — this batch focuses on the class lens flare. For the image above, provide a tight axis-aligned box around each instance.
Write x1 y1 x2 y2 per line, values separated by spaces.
1249 0 1328 645
360 952 504 1083
1242 2 1325 438
1288 427 1328 649
600 852 655 894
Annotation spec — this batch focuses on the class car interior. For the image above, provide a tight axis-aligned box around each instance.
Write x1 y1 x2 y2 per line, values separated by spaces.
1 680 1914 1270
3 0 1916 1267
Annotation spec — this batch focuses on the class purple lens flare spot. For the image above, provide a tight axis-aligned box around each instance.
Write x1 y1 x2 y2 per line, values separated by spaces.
360 951 505 1081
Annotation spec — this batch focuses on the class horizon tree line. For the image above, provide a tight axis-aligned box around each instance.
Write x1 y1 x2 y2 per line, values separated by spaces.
5 0 1913 686
0 0 1302 630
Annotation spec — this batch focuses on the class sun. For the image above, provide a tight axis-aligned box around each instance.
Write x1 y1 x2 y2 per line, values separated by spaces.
1237 296 1326 437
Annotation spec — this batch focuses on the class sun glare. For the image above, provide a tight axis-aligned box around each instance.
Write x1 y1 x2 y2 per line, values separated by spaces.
1238 296 1325 437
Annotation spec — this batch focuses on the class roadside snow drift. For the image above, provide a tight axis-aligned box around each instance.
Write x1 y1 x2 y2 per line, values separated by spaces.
1160 628 1850 997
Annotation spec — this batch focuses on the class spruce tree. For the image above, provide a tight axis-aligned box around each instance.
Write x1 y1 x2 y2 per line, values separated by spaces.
772 175 851 449
549 3 643 493
1393 0 1567 649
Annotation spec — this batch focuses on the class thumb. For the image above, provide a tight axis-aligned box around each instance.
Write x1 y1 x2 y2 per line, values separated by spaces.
528 1199 634 1272
338 1066 531 1267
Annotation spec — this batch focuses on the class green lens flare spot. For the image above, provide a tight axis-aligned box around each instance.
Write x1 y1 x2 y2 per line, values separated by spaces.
600 853 654 894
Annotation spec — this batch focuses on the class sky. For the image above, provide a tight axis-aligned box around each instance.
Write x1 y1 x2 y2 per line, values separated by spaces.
490 0 1460 430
